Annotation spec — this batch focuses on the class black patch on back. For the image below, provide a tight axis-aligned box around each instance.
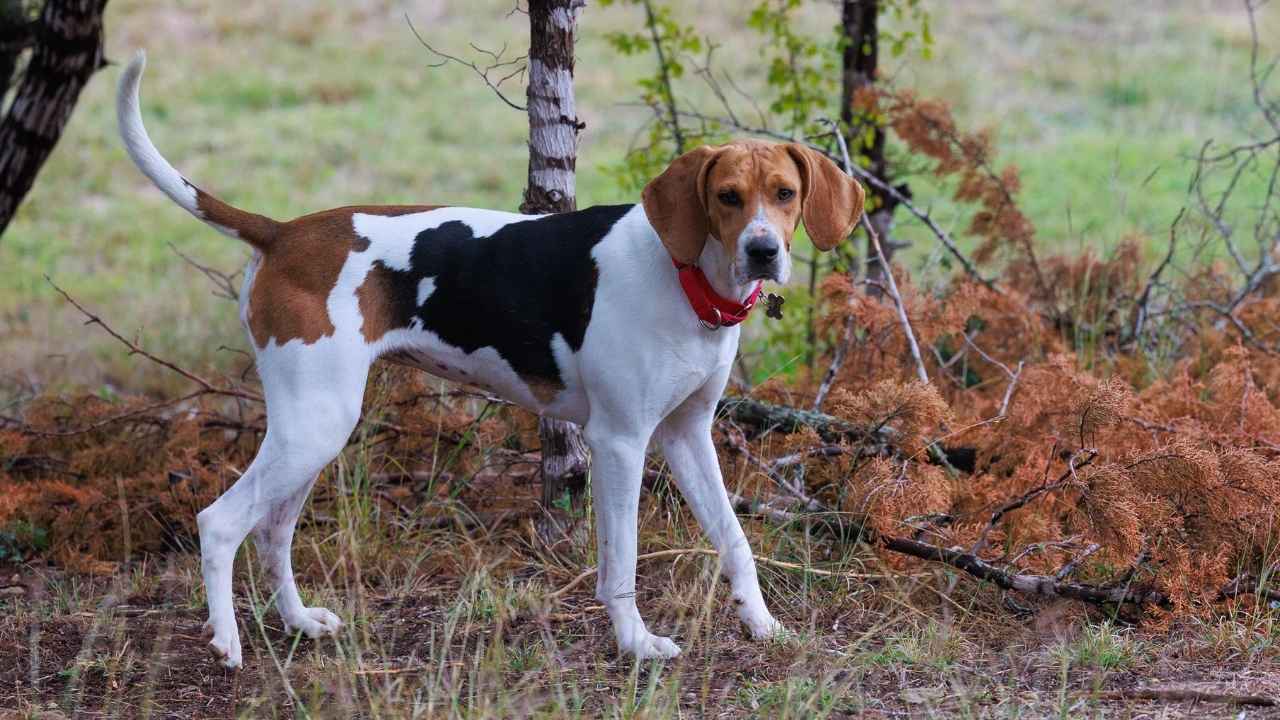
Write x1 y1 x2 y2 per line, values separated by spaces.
374 204 635 385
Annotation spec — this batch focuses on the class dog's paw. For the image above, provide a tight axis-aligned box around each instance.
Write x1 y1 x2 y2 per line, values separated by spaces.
284 606 343 639
203 620 243 669
741 611 787 641
620 631 682 660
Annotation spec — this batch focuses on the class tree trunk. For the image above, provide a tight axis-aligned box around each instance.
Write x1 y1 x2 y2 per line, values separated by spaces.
0 1 37 104
522 0 590 542
839 0 899 294
0 0 108 238
521 0 582 216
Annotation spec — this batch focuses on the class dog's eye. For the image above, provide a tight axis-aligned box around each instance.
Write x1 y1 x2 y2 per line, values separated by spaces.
777 188 795 202
717 190 741 207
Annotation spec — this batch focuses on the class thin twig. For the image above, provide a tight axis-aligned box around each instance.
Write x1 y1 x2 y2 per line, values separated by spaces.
168 243 241 302
866 217 929 385
998 361 1024 417
812 121 860 411
813 316 855 412
639 0 684 155
46 276 262 403
406 14 527 111
1130 208 1183 343
963 335 1025 417
13 391 204 437
971 450 1098 555
1055 543 1101 581
1092 688 1275 707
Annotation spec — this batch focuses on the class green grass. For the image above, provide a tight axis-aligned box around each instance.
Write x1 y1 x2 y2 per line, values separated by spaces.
1 0 1275 394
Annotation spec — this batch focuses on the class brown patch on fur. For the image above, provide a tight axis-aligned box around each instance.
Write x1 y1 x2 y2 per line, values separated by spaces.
702 142 806 260
246 205 441 348
194 186 280 249
783 145 864 250
355 261 403 343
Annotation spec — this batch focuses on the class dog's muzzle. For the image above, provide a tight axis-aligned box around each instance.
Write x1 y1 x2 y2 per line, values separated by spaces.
742 234 783 281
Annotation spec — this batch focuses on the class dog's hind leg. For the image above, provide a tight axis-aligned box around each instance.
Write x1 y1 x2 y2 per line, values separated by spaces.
252 474 342 638
197 342 369 668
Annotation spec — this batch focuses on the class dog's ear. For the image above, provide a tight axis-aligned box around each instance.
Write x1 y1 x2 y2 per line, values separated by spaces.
642 145 723 265
786 144 865 251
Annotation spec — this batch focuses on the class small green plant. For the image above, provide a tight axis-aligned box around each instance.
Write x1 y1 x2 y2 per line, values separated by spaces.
738 676 856 718
869 621 962 670
1051 621 1143 671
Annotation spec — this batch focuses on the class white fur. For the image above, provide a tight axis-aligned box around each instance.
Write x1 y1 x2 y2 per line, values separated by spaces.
119 57 784 669
736 203 791 285
117 52 244 240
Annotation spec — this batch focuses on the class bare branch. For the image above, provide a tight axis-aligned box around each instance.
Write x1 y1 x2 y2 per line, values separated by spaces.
1092 687 1276 707
812 315 854 412
971 450 1098 556
721 486 1171 609
639 0 684 155
1130 208 1183 344
1055 543 1101 581
168 242 241 302
866 216 929 386
811 120 858 412
406 14 527 112
46 276 262 403
998 361 1025 418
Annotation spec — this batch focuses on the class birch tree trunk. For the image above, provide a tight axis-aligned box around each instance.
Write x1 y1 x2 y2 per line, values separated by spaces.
0 0 108 238
840 0 900 294
522 0 590 542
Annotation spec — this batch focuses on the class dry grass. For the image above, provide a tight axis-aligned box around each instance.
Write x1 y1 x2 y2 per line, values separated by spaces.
2 442 1279 718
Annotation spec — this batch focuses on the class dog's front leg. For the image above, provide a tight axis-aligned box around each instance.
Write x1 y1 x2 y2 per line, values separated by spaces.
657 392 785 640
585 422 682 660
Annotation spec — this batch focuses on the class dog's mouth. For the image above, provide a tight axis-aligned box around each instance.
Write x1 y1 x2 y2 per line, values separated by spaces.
738 264 783 284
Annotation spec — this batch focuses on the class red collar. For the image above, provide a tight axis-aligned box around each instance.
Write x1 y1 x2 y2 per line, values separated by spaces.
672 259 763 330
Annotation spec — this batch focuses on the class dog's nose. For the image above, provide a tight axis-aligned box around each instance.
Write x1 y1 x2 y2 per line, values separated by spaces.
746 240 779 262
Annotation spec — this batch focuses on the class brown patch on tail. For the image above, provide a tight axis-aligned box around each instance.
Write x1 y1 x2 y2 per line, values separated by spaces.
192 185 281 250
245 205 441 349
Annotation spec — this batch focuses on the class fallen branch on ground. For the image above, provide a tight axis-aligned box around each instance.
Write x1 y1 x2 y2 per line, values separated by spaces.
1093 687 1276 707
716 395 977 472
718 395 871 442
724 488 1171 609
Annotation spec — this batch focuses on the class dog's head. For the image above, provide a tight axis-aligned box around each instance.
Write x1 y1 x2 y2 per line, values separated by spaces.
642 140 865 285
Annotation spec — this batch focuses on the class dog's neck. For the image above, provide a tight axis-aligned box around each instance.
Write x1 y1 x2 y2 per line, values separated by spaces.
695 234 757 303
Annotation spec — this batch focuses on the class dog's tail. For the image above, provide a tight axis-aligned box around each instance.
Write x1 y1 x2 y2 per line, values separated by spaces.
117 51 280 251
